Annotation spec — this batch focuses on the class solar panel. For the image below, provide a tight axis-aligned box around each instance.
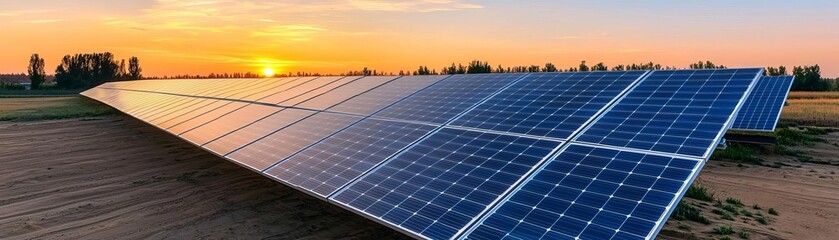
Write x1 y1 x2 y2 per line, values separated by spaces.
450 71 646 140
179 103 282 145
463 143 699 240
264 118 437 198
81 68 766 240
297 76 399 110
374 74 526 124
575 68 763 158
328 75 447 116
203 108 314 156
332 128 561 239
226 112 361 171
730 76 794 132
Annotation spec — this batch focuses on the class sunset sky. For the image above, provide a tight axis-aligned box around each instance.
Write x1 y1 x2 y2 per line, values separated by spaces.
1 0 838 77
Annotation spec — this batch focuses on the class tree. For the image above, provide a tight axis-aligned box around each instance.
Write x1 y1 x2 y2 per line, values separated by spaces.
591 62 608 71
792 65 825 91
542 63 558 72
689 61 726 69
766 66 788 76
27 54 46 89
55 52 122 89
415 66 432 75
466 60 491 74
578 61 590 72
128 56 142 80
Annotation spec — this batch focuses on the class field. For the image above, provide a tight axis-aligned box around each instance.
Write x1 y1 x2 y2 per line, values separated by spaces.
2 91 839 239
780 91 839 127
0 96 114 121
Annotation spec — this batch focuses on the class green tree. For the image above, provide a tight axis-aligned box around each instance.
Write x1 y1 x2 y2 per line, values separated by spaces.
689 61 726 69
578 61 590 72
466 60 492 74
542 63 558 72
765 66 788 76
128 56 142 80
27 54 46 89
415 66 432 75
792 65 826 91
591 62 608 71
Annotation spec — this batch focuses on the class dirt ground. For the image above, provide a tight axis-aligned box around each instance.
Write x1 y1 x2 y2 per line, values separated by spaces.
660 131 839 240
0 116 407 240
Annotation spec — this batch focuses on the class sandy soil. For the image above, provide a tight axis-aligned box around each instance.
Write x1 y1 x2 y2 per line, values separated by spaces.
660 131 839 240
0 116 407 240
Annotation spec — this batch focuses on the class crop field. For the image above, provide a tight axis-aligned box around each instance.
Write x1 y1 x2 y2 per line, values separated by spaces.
781 91 839 127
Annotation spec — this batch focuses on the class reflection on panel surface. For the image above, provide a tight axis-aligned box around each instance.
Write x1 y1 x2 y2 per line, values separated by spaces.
226 112 360 171
298 76 397 110
451 71 645 139
265 118 436 198
204 108 313 156
373 74 523 124
180 104 281 145
329 75 446 116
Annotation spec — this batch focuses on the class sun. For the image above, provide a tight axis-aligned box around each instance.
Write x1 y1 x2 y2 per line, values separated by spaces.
262 68 276 77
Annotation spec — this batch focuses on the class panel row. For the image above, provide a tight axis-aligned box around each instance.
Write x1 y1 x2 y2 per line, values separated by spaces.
730 76 795 132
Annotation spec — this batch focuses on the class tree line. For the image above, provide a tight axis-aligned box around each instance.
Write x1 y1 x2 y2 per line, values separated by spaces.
25 52 142 89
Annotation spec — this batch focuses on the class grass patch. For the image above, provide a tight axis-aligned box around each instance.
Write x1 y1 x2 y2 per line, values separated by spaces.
713 225 735 235
711 143 762 164
739 229 750 239
671 201 711 224
0 97 114 121
768 208 778 215
721 213 734 221
752 204 761 210
721 204 738 214
739 209 753 217
775 128 826 146
725 197 743 206
756 216 769 225
685 184 715 202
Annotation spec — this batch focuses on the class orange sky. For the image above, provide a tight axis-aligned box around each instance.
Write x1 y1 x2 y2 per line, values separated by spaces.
1 0 838 77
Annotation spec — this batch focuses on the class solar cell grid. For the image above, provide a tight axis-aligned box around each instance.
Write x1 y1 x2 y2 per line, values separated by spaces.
260 76 345 104
731 76 794 131
463 143 700 240
265 118 437 198
203 108 313 156
179 103 282 145
168 101 249 134
374 73 526 124
450 71 646 140
279 76 362 106
226 112 361 171
328 75 447 116
297 76 398 110
574 68 762 158
332 128 560 239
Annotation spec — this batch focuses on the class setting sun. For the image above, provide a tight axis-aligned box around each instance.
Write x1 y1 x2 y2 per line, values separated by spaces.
262 68 275 77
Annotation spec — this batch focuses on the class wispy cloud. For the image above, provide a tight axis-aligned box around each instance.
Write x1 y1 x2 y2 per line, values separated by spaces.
348 0 482 12
15 19 66 24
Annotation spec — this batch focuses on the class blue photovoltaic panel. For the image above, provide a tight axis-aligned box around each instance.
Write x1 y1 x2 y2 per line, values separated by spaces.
374 73 525 124
328 75 447 116
297 76 398 110
463 144 699 240
450 71 646 139
575 68 763 157
203 108 314 156
332 128 560 239
226 112 361 171
264 119 437 198
731 76 794 131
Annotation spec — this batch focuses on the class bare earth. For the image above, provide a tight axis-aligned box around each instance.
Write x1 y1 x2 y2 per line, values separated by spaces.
0 116 407 240
660 132 839 240
2 116 838 239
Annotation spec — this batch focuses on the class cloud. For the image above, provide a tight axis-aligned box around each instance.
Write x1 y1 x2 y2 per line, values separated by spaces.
347 0 483 12
15 19 66 24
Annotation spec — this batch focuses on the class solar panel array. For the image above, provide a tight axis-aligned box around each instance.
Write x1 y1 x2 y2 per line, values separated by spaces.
730 76 795 132
82 68 765 240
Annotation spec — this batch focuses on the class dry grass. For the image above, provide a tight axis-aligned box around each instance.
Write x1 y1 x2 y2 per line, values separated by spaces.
781 92 839 127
